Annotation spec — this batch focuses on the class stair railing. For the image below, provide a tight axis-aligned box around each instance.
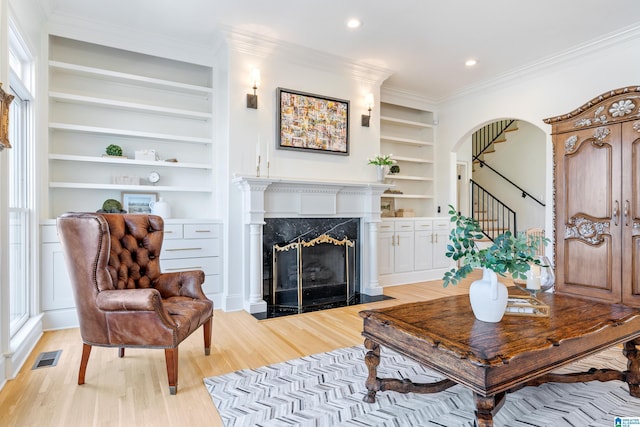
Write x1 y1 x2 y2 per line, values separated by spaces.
470 179 517 241
472 119 515 160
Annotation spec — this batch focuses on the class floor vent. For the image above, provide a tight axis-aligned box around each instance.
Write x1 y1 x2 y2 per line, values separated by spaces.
32 350 62 370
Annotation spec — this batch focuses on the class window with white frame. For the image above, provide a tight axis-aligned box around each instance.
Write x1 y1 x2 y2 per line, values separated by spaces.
8 21 34 337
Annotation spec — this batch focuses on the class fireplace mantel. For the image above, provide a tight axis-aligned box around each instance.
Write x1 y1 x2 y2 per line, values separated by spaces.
233 174 390 313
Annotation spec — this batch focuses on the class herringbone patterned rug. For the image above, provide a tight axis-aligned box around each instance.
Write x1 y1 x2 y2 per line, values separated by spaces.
204 345 640 426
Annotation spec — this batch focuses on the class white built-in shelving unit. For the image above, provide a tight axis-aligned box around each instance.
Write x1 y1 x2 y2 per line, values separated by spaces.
379 102 435 217
47 36 215 218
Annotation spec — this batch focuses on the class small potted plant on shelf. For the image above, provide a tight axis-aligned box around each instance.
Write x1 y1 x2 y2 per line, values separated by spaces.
368 154 395 182
441 205 549 322
105 144 124 158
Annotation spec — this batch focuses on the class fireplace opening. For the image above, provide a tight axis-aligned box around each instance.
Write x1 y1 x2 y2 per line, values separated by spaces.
272 235 356 311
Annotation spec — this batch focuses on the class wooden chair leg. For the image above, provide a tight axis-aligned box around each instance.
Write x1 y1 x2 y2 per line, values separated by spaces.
78 343 92 385
203 317 212 356
164 347 178 395
118 347 125 358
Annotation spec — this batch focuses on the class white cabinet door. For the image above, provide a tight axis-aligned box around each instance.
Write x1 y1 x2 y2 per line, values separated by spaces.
378 231 395 275
394 231 414 273
41 242 74 310
433 229 451 268
414 230 434 271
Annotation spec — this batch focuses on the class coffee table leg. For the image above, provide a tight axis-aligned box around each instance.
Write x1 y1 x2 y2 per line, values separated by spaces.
474 392 505 427
363 338 381 403
624 339 640 397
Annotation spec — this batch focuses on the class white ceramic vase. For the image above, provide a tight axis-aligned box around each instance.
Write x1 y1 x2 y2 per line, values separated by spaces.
376 165 386 182
469 268 508 323
149 197 171 219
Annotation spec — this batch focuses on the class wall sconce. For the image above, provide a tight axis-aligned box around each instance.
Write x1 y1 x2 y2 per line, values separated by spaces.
361 93 374 127
247 68 260 109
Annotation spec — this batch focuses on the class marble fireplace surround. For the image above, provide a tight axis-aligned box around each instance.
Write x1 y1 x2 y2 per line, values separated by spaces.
233 175 389 314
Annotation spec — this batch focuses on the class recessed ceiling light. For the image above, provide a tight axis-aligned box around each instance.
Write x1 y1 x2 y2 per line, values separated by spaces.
347 18 361 29
465 59 478 67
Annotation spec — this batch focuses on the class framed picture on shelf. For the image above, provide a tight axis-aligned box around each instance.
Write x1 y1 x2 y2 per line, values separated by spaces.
122 192 157 214
276 87 349 155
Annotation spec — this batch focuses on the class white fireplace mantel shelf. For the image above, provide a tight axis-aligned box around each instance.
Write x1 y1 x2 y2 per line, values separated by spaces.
233 173 390 313
232 174 391 191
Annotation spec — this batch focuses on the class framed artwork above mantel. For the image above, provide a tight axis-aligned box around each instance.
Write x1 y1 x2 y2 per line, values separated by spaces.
276 87 349 155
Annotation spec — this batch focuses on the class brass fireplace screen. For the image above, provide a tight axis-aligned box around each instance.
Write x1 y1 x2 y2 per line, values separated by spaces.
272 234 356 312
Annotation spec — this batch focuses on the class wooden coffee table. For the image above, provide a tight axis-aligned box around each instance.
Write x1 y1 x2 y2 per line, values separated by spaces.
360 291 640 427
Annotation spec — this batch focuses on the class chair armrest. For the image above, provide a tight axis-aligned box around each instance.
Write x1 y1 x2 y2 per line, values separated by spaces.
96 288 162 311
153 270 208 300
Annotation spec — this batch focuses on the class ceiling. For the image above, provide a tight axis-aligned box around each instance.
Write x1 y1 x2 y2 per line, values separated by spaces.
45 0 640 101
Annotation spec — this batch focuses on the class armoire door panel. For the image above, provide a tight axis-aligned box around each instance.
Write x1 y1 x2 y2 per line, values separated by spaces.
563 128 620 221
562 237 617 299
621 121 640 306
555 125 622 300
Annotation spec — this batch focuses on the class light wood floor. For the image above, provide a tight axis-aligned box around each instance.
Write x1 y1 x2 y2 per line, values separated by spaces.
0 277 473 427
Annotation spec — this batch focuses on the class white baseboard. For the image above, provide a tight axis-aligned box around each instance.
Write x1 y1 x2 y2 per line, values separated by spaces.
42 308 79 330
379 268 448 287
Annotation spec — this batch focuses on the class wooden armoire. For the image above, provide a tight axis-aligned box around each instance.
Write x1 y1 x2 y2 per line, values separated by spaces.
544 86 640 306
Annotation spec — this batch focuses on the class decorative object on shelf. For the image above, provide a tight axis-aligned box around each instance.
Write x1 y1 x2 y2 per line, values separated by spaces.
277 88 349 155
97 198 126 213
395 208 415 217
148 171 160 185
504 295 550 317
122 192 157 214
149 197 171 218
105 144 123 157
112 175 140 185
135 149 158 161
381 199 395 217
246 68 260 109
368 154 395 183
513 255 555 296
0 82 14 150
389 164 400 174
442 205 549 322
361 93 374 127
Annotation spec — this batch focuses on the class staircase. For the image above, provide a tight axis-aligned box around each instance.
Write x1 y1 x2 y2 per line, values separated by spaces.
472 119 518 169
471 120 518 240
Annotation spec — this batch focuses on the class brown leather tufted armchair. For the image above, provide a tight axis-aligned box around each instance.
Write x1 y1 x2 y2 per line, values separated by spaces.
57 212 213 395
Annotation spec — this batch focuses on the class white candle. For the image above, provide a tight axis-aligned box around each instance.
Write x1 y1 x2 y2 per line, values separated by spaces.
256 138 260 167
525 266 541 290
266 140 270 164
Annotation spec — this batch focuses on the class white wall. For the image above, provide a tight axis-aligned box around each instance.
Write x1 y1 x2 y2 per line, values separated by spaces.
437 30 640 246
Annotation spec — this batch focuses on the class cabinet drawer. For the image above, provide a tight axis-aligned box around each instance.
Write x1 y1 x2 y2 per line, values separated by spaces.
414 220 433 230
163 224 183 239
433 220 449 230
379 222 394 232
161 256 220 276
394 221 415 232
184 224 219 239
161 238 219 259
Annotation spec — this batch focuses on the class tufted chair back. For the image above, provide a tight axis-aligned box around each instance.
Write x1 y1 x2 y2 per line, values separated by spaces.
57 212 213 395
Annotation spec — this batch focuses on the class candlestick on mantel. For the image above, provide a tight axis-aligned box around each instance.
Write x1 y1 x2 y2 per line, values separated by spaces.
256 155 261 177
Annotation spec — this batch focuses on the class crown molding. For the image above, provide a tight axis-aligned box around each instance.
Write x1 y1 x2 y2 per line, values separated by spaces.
380 86 437 111
442 23 640 104
221 26 394 86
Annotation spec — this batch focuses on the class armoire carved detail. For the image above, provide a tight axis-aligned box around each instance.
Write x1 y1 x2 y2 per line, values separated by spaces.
565 216 609 245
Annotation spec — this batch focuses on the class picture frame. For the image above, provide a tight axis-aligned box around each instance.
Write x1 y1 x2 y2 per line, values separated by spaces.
0 83 15 150
276 87 349 155
122 192 157 214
